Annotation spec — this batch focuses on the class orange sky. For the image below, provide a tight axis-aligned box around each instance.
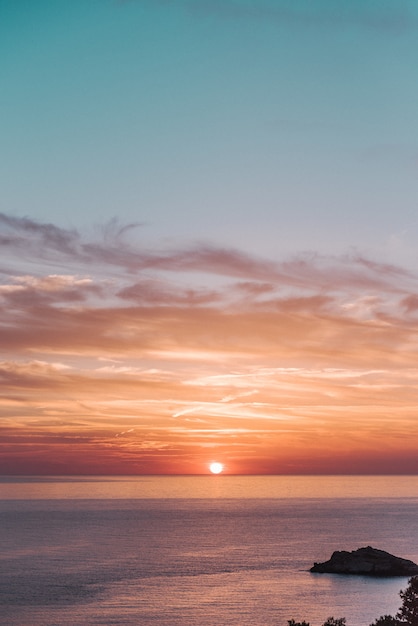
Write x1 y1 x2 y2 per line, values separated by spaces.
1 215 418 474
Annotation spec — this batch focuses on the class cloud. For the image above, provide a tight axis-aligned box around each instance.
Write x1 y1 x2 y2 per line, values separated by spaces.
2 214 418 368
401 294 418 313
0 212 283 280
117 278 220 306
0 213 79 254
3 213 415 297
3 213 418 473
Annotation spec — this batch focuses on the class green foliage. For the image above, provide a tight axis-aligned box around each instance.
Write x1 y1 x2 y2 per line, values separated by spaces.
397 576 418 625
287 618 345 626
370 615 401 626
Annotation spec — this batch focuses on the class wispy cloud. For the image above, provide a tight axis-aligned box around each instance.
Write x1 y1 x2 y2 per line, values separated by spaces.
2 214 418 366
2 213 414 292
2 213 418 473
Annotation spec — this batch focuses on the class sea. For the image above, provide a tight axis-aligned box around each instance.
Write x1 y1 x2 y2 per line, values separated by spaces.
1 475 418 626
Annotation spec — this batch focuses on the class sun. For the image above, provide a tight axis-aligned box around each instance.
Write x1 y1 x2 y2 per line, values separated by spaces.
209 462 224 474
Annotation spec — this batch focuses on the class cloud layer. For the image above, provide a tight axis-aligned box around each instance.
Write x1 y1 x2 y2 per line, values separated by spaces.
2 213 418 474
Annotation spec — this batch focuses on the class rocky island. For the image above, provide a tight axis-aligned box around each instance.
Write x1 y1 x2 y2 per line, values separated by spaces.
310 546 418 577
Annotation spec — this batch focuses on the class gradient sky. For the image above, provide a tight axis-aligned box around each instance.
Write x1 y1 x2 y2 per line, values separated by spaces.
1 0 418 474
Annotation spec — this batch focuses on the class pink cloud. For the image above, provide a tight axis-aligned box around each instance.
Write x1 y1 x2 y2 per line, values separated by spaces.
2 214 418 473
2 214 416 294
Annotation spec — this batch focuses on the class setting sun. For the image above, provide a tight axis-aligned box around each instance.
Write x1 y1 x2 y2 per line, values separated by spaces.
209 462 224 474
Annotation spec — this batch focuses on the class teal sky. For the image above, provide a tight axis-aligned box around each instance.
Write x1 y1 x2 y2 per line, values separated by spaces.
3 2 418 475
2 0 418 262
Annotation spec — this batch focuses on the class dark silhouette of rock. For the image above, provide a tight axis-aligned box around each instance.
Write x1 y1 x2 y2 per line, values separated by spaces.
310 546 418 577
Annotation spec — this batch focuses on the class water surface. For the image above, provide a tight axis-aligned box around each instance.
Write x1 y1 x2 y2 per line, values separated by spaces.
1 476 417 626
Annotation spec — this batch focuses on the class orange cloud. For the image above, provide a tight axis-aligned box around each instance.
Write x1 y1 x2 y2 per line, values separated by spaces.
1 214 418 474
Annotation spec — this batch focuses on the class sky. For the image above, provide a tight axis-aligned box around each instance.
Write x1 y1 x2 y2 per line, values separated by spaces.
1 0 418 475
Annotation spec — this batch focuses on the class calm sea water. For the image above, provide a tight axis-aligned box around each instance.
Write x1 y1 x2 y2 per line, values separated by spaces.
1 476 418 626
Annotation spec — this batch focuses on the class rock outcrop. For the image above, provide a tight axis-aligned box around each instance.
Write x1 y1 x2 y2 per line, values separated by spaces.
310 546 418 577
